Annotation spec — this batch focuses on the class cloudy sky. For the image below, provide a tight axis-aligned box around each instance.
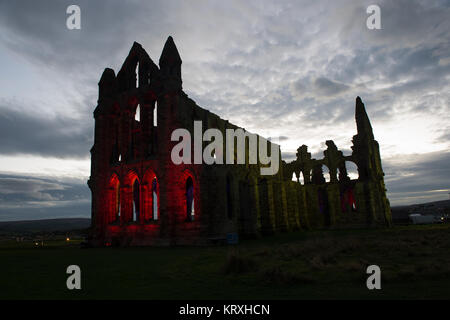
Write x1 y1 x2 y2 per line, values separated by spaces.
0 0 449 221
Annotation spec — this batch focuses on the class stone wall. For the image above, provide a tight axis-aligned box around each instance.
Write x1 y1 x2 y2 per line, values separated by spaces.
88 37 391 247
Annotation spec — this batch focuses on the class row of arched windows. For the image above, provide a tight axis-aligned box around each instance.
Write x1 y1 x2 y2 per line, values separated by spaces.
291 161 359 184
107 172 195 225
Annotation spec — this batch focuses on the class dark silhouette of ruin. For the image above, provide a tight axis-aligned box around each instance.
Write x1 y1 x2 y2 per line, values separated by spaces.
88 36 392 246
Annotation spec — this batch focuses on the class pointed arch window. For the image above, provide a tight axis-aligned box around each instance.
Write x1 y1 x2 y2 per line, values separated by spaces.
153 102 158 127
291 172 297 182
132 179 140 222
322 165 331 183
152 177 158 220
186 177 194 221
115 183 121 222
299 171 305 185
109 175 120 224
135 62 139 88
135 104 141 122
345 161 359 180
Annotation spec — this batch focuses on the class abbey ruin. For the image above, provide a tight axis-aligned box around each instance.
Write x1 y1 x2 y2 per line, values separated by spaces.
88 36 392 246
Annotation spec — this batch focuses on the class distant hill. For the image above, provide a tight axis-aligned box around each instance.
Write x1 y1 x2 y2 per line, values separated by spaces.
391 199 450 223
1 199 448 232
409 199 450 208
0 218 91 234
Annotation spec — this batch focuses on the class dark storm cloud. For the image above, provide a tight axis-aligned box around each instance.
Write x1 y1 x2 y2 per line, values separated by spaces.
438 132 450 143
1 0 447 134
0 200 90 221
281 152 296 162
0 173 90 221
383 151 450 204
364 0 449 49
0 101 92 158
290 76 352 103
314 77 350 96
0 0 155 76
0 176 63 202
384 152 450 192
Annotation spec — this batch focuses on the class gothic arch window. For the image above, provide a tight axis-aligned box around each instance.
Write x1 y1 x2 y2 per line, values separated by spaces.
291 172 297 182
135 61 139 88
124 170 140 223
299 171 305 185
132 178 140 222
153 101 158 127
345 161 359 180
143 169 159 222
322 164 331 183
186 176 194 221
109 174 120 224
341 186 357 213
135 104 141 122
110 139 120 164
115 183 120 223
152 177 159 220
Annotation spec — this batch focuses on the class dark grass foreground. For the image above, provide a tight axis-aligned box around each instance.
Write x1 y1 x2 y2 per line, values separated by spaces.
1 224 450 299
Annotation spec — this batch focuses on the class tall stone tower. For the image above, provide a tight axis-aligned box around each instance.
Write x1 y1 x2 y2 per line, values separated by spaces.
352 97 392 225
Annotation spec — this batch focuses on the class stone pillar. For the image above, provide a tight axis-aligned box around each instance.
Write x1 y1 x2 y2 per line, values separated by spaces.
285 183 299 231
296 185 310 229
258 179 275 234
273 180 288 232
325 184 339 226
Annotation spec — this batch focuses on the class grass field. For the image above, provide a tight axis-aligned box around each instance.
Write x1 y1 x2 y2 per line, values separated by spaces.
1 224 450 300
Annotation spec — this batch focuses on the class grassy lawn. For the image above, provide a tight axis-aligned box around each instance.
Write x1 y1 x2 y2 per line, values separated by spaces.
1 224 450 299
